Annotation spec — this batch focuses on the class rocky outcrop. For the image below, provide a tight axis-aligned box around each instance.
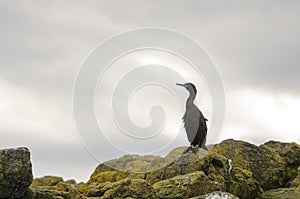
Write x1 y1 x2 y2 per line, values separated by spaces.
256 188 300 199
85 178 156 198
26 176 80 199
211 139 290 190
78 146 261 199
0 147 33 198
152 171 220 199
2 139 300 199
78 139 300 199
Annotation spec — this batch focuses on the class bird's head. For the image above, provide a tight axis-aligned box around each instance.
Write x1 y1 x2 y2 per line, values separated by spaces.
176 82 197 95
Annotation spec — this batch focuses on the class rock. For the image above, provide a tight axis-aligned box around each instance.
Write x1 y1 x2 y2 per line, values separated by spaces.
0 147 33 198
190 191 239 199
105 154 164 173
85 178 156 198
164 146 187 163
26 186 71 199
288 166 300 188
79 144 261 199
3 139 299 199
31 176 64 186
260 141 300 165
78 166 129 194
145 148 208 184
256 188 300 199
147 150 261 199
261 141 300 186
211 139 290 190
28 176 80 199
152 171 221 199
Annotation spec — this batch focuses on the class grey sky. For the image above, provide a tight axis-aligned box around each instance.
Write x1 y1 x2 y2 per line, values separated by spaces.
0 1 299 182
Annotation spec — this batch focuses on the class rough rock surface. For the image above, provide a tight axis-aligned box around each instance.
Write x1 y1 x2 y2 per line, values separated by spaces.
0 147 33 198
152 171 220 199
85 178 156 198
2 139 300 199
79 146 261 199
256 188 300 199
211 139 297 190
25 176 80 199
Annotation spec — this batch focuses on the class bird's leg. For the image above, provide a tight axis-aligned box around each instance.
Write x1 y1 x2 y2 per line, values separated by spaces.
191 145 199 153
182 146 192 154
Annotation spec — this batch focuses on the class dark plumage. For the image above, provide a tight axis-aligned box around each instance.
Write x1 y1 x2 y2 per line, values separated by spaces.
176 82 208 154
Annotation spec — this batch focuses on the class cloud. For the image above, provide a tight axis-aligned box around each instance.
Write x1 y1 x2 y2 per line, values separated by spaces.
0 0 299 182
0 78 97 181
221 88 300 145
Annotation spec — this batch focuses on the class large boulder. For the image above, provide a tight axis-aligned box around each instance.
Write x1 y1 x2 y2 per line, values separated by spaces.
152 171 221 199
31 176 64 186
256 188 300 199
149 152 261 199
85 178 156 198
27 176 80 199
260 141 300 166
211 139 293 190
0 147 33 198
79 142 262 199
145 149 208 184
78 164 129 194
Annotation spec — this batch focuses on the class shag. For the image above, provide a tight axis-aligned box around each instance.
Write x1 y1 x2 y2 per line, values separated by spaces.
176 82 208 154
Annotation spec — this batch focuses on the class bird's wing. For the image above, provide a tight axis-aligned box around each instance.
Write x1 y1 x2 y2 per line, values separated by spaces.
196 111 208 147
182 108 201 143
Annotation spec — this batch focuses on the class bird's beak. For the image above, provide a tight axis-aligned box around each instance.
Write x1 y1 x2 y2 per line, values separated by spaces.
176 83 185 87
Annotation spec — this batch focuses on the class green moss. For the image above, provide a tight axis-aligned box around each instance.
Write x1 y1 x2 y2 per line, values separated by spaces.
153 171 220 199
0 147 33 198
99 178 155 199
89 171 128 183
211 139 287 190
32 176 64 187
257 188 300 199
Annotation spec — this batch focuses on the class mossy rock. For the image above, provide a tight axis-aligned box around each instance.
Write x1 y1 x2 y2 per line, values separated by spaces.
28 177 80 199
260 141 300 165
105 154 165 173
261 141 300 186
145 149 208 184
32 176 64 186
89 171 128 183
256 188 300 199
0 147 33 198
85 178 156 198
26 186 71 199
203 152 261 199
164 146 187 163
211 139 287 190
153 171 221 199
150 151 261 199
287 166 300 188
78 169 129 194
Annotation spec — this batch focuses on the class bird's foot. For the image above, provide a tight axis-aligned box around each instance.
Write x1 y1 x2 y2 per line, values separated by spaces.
182 146 192 154
191 145 199 153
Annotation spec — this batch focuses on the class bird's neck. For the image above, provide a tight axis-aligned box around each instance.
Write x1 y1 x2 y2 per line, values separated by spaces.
186 91 196 109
